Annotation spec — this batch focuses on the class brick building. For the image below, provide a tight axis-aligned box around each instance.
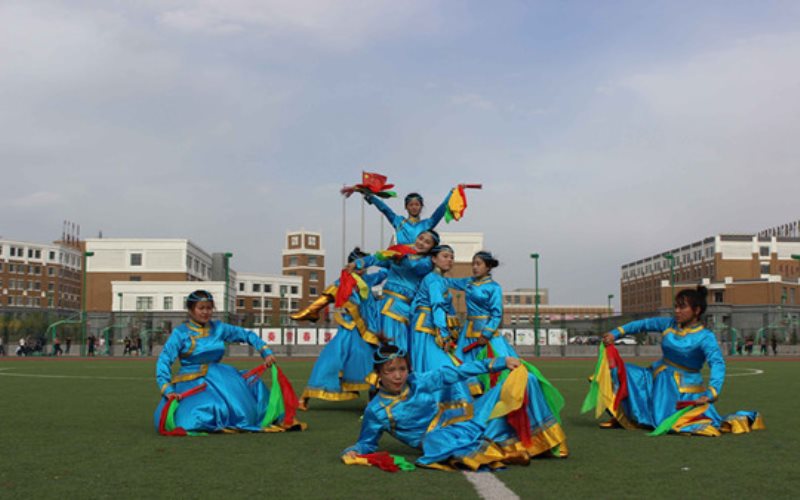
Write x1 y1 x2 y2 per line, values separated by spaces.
281 230 325 310
0 238 83 313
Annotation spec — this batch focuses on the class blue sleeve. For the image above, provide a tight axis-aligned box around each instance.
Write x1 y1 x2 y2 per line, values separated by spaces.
367 195 403 229
354 254 391 271
415 358 507 393
428 278 450 333
483 286 504 338
612 317 675 339
411 257 433 277
364 269 389 287
446 277 470 291
155 329 183 395
220 322 273 358
425 189 453 230
342 406 384 456
701 332 725 401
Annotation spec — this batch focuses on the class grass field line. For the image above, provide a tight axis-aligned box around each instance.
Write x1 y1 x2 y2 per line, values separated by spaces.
462 471 520 500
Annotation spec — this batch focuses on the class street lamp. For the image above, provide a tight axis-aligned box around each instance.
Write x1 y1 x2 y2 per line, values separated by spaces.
607 294 614 315
663 253 675 305
530 253 540 357
81 251 94 356
223 252 233 323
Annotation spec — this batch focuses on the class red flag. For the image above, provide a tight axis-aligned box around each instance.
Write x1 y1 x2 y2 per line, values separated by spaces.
605 344 628 411
276 367 300 426
506 391 533 448
362 172 390 193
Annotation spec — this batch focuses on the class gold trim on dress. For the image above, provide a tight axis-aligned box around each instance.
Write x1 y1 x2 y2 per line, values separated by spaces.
415 311 435 334
381 297 409 324
301 387 360 403
383 290 410 303
171 364 208 383
673 371 706 393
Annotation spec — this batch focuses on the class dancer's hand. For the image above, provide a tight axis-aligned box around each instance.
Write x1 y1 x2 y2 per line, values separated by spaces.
342 450 358 459
166 392 181 401
602 333 615 345
505 357 521 370
694 396 710 405
345 262 357 273
477 336 489 346
263 355 276 368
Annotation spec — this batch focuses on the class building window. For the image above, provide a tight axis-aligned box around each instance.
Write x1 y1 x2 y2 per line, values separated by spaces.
760 264 770 274
713 291 724 303
309 271 319 282
130 253 143 266
130 276 142 282
253 299 261 308
264 284 272 293
289 256 298 266
164 297 173 310
238 299 245 307
290 235 300 247
308 256 318 266
49 251 55 260
253 283 261 292
759 246 770 257
308 236 317 246
291 286 298 295
48 267 55 276
280 285 288 295
136 296 153 311
239 283 245 292
309 287 317 296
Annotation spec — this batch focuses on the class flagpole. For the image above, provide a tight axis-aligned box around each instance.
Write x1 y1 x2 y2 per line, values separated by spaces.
342 185 347 267
361 196 365 250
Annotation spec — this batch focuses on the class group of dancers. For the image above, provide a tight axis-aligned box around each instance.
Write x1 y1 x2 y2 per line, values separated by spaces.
153 182 764 472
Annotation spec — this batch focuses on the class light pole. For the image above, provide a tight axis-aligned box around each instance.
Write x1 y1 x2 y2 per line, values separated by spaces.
81 251 94 356
223 252 233 323
664 253 675 306
607 294 614 315
530 253 540 357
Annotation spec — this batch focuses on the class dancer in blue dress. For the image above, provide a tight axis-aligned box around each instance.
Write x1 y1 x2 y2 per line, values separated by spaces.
448 251 517 362
597 286 764 436
349 230 438 353
342 345 568 471
364 190 452 245
153 290 304 433
299 248 388 408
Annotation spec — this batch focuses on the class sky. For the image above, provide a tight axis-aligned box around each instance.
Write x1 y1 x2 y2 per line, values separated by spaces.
2 0 799 307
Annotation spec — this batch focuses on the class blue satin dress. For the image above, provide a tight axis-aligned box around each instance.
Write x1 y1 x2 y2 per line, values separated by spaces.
153 320 277 433
354 253 432 353
610 317 764 435
365 190 452 245
410 269 476 404
449 276 517 361
342 359 568 470
300 270 387 405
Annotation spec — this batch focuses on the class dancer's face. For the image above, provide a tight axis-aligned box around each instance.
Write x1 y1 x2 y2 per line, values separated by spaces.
472 257 489 279
432 250 454 273
674 300 699 327
405 199 422 217
189 301 214 325
414 233 435 253
379 358 409 393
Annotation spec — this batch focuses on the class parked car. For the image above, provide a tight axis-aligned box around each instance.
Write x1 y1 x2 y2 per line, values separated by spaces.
615 337 637 345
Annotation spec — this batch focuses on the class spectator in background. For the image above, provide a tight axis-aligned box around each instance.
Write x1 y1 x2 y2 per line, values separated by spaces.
87 334 96 356
53 337 63 356
771 335 778 356
759 335 768 356
0 335 5 356
65 336 72 354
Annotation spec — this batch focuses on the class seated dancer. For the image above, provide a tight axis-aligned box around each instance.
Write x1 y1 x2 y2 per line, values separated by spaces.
448 251 517 362
364 190 452 245
342 345 568 471
299 248 387 409
154 290 304 433
592 286 764 436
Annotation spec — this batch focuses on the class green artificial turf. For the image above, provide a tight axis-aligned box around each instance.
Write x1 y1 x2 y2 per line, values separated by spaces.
0 357 796 499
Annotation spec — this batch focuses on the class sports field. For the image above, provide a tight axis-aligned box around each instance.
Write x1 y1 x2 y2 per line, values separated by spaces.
1 357 797 499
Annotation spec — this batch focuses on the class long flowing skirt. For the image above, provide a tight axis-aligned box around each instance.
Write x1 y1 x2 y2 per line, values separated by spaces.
300 327 376 405
418 366 567 470
611 364 765 436
153 363 274 433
